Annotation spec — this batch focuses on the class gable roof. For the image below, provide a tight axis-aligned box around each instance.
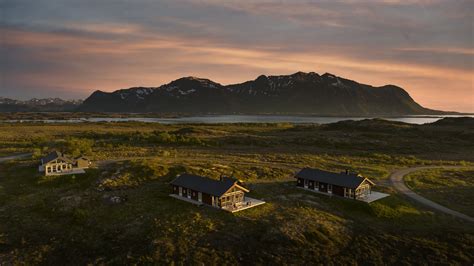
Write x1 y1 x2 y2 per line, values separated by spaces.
170 174 249 197
41 151 62 164
295 168 374 189
41 151 73 164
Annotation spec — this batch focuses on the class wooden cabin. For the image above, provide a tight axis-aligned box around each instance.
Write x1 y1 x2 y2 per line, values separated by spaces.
170 174 250 209
38 151 91 176
294 168 375 200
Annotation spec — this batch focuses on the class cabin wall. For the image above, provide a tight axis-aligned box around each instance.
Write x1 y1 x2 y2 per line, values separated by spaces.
190 189 199 201
172 186 203 201
219 189 245 209
319 182 328 192
332 185 345 197
355 183 371 199
44 161 73 176
202 193 213 205
294 173 375 201
172 185 179 195
76 159 90 168
296 177 304 187
171 182 250 208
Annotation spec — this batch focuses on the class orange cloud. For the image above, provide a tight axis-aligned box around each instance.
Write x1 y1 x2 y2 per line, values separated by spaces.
2 25 473 112
396 47 474 55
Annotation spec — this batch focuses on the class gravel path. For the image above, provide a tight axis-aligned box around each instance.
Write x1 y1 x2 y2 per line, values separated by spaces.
390 166 474 223
0 153 32 163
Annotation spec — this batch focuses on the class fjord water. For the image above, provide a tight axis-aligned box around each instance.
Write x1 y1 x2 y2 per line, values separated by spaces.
5 115 473 124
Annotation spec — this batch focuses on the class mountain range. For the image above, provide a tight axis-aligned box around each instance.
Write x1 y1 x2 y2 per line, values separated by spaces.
0 97 82 112
1 72 448 115
77 72 442 115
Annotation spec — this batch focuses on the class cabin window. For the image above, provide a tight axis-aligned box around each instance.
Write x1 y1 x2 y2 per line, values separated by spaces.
328 184 332 192
345 188 353 198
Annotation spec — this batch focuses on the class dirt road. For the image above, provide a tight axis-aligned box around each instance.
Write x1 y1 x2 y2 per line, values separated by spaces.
390 166 474 223
0 153 32 163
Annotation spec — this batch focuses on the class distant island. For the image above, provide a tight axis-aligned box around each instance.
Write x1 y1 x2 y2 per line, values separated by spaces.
1 72 458 115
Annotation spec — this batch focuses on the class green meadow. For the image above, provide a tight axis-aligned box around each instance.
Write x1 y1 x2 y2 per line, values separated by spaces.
0 118 473 264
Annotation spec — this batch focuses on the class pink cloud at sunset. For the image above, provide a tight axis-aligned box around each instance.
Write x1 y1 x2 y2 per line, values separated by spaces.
1 0 472 112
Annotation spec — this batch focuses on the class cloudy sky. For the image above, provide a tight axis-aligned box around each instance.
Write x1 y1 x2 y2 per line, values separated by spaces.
0 0 472 112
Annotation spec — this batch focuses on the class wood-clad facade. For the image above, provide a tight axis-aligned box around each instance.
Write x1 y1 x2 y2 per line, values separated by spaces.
295 168 375 200
170 174 250 209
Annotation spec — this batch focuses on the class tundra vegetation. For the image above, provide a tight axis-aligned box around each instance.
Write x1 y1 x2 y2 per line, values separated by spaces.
405 168 474 217
0 117 473 264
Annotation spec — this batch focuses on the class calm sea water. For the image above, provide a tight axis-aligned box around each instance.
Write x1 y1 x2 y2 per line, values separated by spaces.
3 115 473 125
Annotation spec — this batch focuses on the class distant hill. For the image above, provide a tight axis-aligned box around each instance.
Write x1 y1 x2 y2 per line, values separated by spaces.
321 117 474 136
323 118 413 131
78 72 446 115
424 117 474 129
0 97 82 112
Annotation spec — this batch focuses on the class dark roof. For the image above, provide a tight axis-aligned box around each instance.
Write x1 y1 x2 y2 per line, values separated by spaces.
41 151 62 164
295 168 372 189
170 174 245 197
41 151 74 164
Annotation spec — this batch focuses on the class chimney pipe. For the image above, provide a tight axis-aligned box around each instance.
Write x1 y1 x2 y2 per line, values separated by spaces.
345 169 349 175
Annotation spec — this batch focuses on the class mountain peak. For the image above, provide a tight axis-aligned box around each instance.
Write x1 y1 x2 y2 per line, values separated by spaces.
290 71 308 77
322 72 337 79
79 71 439 115
168 76 222 88
181 76 208 81
255 74 268 81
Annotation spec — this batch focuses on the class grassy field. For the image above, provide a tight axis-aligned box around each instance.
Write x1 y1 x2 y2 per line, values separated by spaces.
0 118 473 264
405 168 474 217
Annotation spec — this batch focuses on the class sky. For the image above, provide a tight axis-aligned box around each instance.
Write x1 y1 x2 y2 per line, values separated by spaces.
0 0 473 112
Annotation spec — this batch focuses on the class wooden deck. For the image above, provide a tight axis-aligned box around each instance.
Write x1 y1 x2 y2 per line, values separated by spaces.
297 186 389 203
170 194 265 212
221 197 266 213
46 168 86 176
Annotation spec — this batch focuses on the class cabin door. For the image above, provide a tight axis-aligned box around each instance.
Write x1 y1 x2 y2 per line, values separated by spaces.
304 179 308 188
178 187 182 196
198 192 202 202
